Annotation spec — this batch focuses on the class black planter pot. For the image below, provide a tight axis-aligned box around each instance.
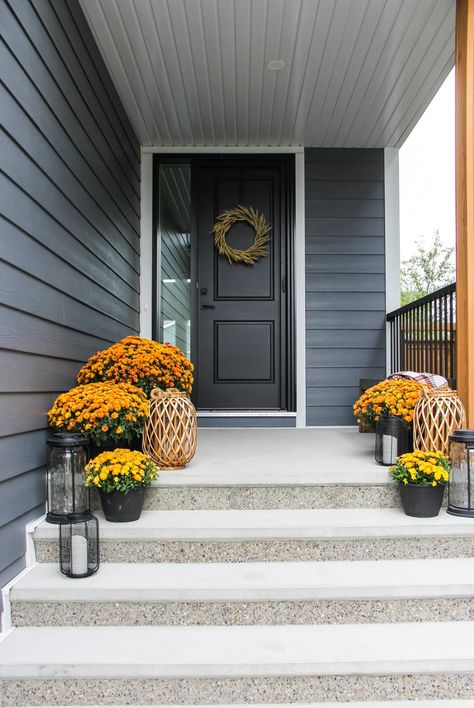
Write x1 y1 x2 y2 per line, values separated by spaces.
99 487 146 522
399 483 445 518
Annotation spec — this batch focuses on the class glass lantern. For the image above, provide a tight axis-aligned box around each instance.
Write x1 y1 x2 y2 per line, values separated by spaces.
59 512 99 578
46 433 90 524
447 430 474 517
375 414 412 466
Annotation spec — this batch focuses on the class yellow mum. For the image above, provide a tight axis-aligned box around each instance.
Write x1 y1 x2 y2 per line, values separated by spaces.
85 448 159 492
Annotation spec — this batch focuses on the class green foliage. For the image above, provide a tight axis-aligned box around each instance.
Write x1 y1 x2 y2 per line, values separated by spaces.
400 231 455 306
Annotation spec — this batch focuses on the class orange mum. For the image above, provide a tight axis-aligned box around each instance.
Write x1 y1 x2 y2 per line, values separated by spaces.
77 336 194 396
48 382 149 445
353 379 425 428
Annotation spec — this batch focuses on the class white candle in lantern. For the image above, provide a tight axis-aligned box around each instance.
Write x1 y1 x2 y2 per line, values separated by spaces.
71 534 88 576
382 435 397 465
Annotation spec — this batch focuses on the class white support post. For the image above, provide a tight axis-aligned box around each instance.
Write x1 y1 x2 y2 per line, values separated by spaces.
295 152 306 428
384 147 401 375
140 151 153 338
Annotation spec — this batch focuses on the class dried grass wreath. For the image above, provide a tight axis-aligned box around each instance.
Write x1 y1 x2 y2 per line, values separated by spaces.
211 205 271 265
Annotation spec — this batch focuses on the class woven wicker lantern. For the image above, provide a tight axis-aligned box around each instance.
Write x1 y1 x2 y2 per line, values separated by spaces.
413 388 466 454
142 388 197 470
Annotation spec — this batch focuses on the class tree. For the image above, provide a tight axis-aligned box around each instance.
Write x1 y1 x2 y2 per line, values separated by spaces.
400 231 455 306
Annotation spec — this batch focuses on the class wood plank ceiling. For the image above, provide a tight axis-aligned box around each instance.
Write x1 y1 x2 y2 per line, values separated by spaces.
80 0 455 148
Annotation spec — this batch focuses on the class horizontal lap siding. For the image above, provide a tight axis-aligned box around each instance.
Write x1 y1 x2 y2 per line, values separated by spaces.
0 0 140 602
305 149 386 427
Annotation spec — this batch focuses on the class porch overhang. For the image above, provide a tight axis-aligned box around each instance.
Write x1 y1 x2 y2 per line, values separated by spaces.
79 0 455 149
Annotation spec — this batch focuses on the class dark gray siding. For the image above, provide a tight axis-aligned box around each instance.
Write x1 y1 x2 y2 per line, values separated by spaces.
0 0 140 601
305 149 386 426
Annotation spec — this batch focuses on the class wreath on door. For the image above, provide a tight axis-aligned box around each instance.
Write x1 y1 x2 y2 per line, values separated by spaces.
211 206 271 265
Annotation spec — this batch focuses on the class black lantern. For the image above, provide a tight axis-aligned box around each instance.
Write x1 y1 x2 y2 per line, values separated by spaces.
375 414 412 465
447 430 474 517
46 433 90 524
59 512 99 578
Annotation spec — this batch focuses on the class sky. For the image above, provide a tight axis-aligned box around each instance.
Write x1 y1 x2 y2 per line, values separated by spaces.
399 68 455 260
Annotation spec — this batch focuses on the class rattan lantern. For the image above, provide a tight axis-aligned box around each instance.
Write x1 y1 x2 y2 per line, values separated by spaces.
142 388 197 470
413 388 466 454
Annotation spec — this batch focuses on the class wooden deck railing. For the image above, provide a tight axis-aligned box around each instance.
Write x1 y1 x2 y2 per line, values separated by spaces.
386 283 456 382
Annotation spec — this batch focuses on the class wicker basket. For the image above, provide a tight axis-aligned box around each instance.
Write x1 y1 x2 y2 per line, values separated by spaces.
413 388 466 454
142 388 197 470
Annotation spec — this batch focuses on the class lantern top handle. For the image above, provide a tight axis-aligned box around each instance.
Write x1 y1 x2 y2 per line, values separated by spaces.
449 430 474 443
150 387 187 399
47 432 89 447
422 386 458 399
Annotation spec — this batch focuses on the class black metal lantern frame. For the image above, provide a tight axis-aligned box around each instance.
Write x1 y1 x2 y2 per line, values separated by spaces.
448 429 474 518
46 433 90 524
375 414 412 466
59 511 100 578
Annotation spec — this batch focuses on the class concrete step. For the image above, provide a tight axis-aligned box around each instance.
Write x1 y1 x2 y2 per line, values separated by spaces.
92 480 400 511
109 427 398 510
33 508 474 563
1 623 474 704
10 558 474 627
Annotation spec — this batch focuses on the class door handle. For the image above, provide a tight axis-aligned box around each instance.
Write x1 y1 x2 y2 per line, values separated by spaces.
201 304 215 310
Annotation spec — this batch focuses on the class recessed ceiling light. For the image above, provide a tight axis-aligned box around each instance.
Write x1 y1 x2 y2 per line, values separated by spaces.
266 59 285 71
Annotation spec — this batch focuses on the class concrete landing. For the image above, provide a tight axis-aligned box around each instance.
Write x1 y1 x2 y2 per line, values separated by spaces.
156 428 387 487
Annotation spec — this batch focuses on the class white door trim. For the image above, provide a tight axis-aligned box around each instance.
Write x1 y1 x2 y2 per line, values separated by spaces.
139 151 153 339
142 146 304 154
294 152 306 428
384 147 401 375
139 147 306 427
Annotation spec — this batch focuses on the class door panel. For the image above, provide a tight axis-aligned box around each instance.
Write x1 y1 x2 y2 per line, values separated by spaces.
215 321 274 382
194 160 289 410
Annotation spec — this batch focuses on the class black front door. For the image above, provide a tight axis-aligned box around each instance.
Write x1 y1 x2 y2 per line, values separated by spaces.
193 157 292 410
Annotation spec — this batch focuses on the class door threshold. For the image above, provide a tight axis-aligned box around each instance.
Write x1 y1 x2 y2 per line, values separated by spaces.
197 410 296 418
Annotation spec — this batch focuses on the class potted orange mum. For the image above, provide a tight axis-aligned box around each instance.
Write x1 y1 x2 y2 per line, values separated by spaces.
353 379 424 429
77 335 194 396
354 379 425 464
48 381 149 449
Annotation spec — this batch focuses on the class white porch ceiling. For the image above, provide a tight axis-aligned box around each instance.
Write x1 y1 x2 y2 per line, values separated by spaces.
80 0 455 148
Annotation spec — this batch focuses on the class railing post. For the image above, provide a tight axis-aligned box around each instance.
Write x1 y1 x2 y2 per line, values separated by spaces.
456 0 474 424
